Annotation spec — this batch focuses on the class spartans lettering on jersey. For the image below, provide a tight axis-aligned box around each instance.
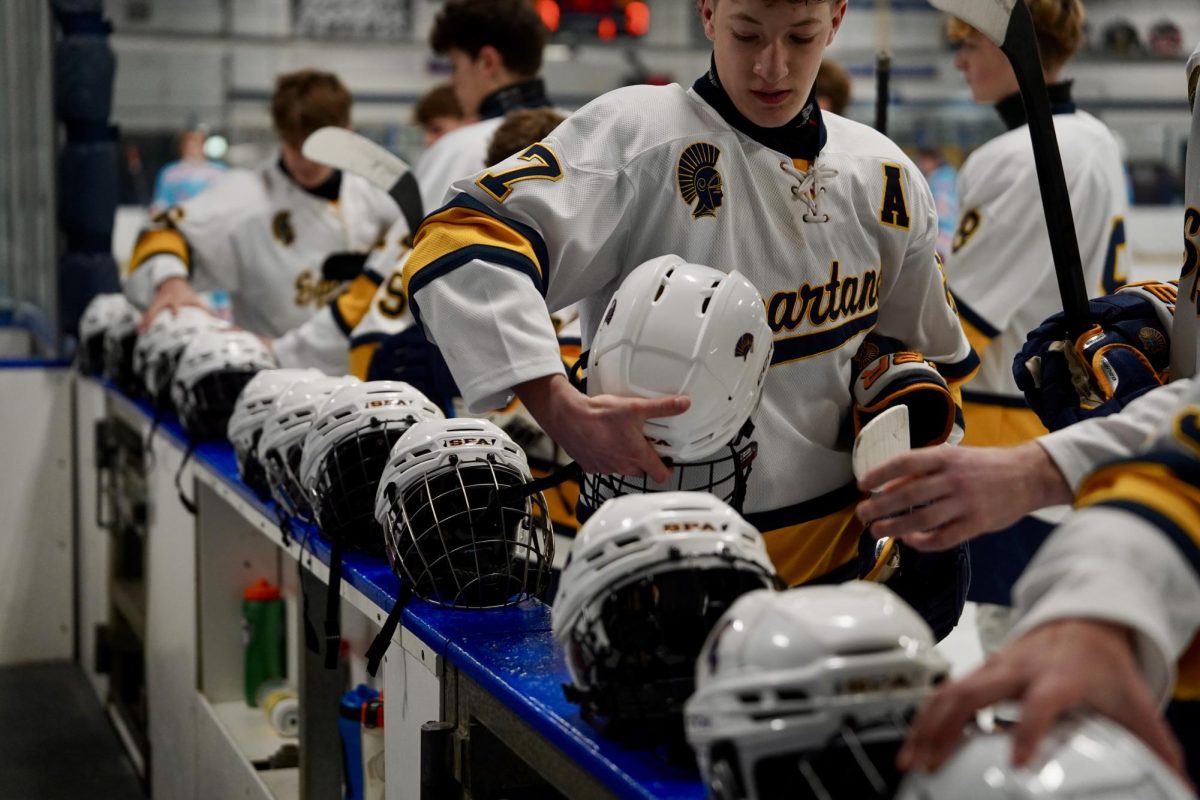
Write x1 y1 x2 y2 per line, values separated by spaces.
677 142 724 219
879 163 911 230
766 260 880 333
294 270 342 308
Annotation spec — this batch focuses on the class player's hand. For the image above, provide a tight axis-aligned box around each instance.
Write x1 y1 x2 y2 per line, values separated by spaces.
899 619 1186 779
517 373 689 483
856 442 1071 551
139 276 207 332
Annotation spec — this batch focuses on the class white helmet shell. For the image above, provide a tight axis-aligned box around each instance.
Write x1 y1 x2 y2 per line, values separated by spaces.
257 374 360 519
586 255 773 462
551 491 778 686
685 582 947 799
375 417 553 608
896 715 1194 800
228 368 325 483
170 329 276 437
101 303 143 388
79 294 137 374
135 306 229 400
299 380 444 497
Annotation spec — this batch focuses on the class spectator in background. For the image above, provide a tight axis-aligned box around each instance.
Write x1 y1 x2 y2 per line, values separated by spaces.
412 83 471 148
814 58 851 116
915 145 958 261
149 128 227 214
484 107 565 166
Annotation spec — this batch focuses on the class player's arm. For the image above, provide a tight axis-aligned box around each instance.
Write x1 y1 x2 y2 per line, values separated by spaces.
125 170 249 326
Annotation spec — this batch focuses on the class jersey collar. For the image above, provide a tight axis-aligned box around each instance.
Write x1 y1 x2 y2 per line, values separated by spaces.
994 81 1076 131
477 78 552 120
277 157 342 202
692 57 826 161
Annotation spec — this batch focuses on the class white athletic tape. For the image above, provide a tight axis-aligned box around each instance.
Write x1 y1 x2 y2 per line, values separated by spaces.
852 404 910 485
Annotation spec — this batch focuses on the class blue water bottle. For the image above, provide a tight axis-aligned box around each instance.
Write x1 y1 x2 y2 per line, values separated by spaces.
337 684 380 799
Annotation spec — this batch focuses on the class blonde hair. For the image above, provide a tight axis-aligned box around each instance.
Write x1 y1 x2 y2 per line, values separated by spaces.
946 0 1085 73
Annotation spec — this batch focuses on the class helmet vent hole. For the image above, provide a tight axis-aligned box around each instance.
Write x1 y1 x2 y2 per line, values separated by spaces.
653 283 666 302
614 534 640 548
737 692 761 705
776 688 808 702
701 295 712 314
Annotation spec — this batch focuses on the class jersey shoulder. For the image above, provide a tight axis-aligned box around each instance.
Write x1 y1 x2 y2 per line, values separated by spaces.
546 84 714 174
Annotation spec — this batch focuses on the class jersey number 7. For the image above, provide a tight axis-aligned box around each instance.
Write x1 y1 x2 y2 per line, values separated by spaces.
476 144 563 203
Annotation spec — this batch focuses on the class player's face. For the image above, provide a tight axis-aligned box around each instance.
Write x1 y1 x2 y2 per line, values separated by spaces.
448 47 492 118
702 0 847 128
279 141 335 189
953 32 1019 104
423 115 466 148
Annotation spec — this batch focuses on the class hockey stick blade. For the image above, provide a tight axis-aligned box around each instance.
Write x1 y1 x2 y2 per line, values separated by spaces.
302 127 425 236
852 405 910 484
927 0 1090 328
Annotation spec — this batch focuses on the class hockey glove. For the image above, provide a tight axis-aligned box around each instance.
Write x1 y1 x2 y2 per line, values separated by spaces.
1014 281 1175 432
850 333 957 448
365 324 460 411
858 535 970 643
320 251 368 282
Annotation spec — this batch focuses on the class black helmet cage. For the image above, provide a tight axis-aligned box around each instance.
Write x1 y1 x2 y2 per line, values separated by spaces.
263 440 314 522
236 429 273 502
380 454 554 609
146 347 190 411
579 427 758 516
104 331 140 395
565 556 776 727
310 414 421 558
178 368 260 441
80 332 107 375
734 712 914 800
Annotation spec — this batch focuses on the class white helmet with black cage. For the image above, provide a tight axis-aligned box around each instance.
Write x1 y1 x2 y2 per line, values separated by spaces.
685 582 948 800
374 417 555 609
551 491 778 734
170 328 276 440
228 368 325 501
580 254 772 514
299 380 443 556
78 293 137 375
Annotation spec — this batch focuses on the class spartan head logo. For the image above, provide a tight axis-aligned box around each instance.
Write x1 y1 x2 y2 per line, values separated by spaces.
272 210 296 246
677 142 724 219
734 332 754 360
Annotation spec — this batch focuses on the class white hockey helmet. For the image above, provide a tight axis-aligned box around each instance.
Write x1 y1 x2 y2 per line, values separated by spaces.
586 254 773 463
258 375 360 521
375 418 554 608
228 368 325 501
170 329 276 440
299 381 443 556
102 303 143 393
78 293 136 375
551 491 778 731
685 582 948 800
896 715 1194 800
135 306 230 405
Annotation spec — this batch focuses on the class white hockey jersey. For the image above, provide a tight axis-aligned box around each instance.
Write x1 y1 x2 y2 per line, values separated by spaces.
123 158 397 343
399 79 977 585
946 90 1131 448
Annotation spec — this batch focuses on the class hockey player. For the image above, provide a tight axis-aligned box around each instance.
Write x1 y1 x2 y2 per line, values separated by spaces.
864 45 1200 783
394 0 979 615
415 0 554 212
123 69 399 374
939 0 1132 643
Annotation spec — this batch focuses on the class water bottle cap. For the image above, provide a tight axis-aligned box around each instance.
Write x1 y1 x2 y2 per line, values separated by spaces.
244 578 281 601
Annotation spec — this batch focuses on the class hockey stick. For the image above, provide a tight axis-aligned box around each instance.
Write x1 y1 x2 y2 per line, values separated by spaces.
927 0 1089 327
302 127 425 236
874 51 891 135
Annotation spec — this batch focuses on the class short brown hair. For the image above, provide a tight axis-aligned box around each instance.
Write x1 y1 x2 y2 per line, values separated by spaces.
946 0 1084 72
814 59 852 115
271 69 352 146
430 0 547 78
413 83 465 127
485 108 566 166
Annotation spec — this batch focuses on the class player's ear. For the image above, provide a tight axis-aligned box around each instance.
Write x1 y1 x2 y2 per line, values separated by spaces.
699 0 717 42
827 0 849 44
478 44 503 78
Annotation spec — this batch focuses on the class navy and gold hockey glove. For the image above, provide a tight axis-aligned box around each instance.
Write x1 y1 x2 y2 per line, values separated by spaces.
366 325 460 412
850 333 957 448
1014 281 1175 432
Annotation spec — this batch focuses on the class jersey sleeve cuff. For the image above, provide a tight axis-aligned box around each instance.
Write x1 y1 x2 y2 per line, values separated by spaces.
123 254 189 309
459 357 569 415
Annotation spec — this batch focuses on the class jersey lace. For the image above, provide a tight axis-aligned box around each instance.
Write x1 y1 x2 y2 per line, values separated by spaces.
780 159 838 224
